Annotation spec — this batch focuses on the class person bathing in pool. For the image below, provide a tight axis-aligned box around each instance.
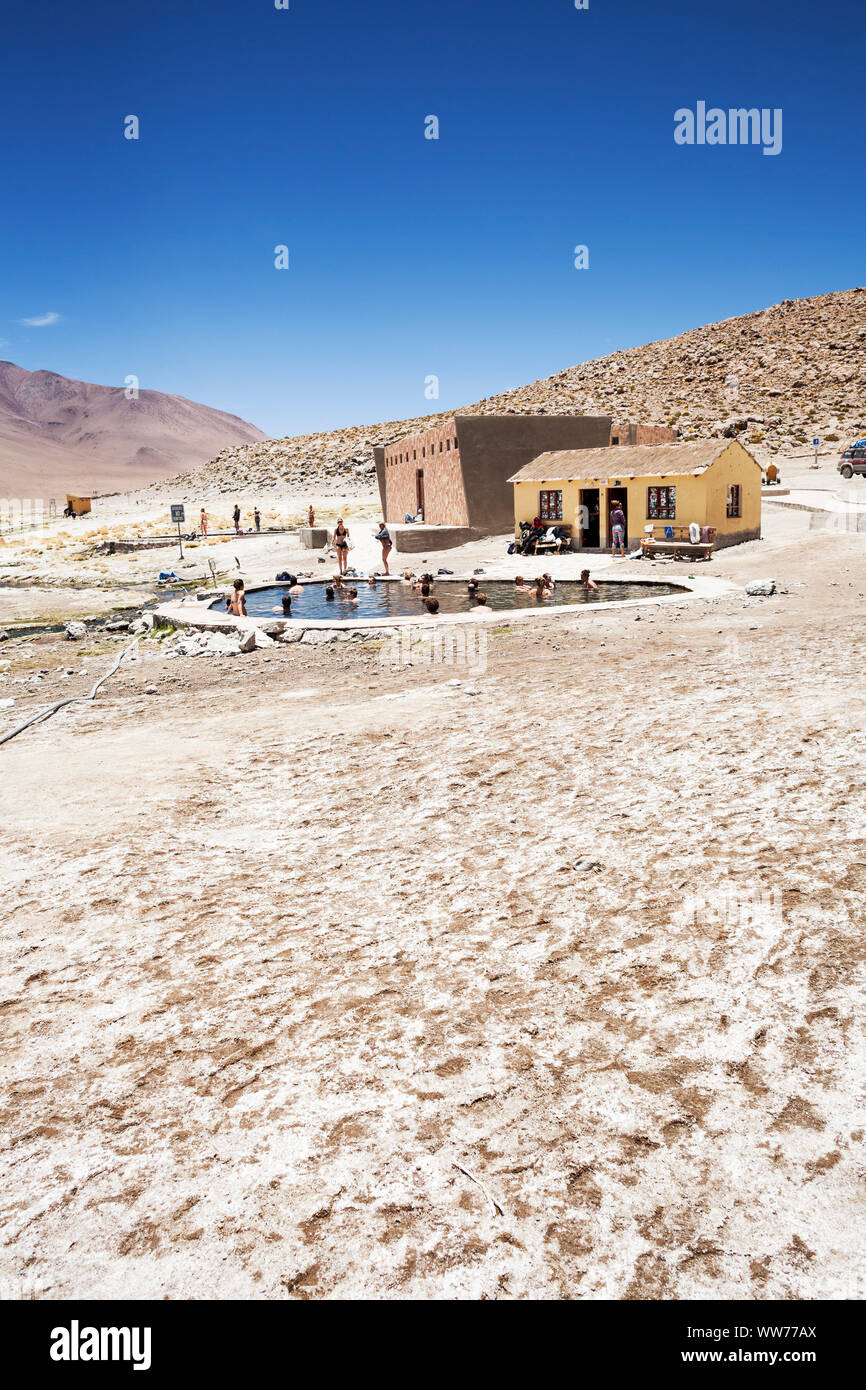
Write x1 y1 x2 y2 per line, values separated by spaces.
580 568 598 592
227 577 247 617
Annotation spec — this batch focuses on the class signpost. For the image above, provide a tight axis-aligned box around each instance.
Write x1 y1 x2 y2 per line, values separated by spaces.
171 504 185 558
811 437 820 469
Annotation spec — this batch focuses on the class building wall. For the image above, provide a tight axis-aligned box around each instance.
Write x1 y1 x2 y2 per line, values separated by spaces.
610 422 676 447
455 415 611 533
382 418 469 526
512 442 762 550
383 414 612 533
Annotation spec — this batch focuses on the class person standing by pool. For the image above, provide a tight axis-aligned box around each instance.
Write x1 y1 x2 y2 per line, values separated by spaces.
610 500 626 558
254 507 261 532
200 508 208 539
334 517 350 575
374 521 392 575
233 504 241 536
308 505 315 528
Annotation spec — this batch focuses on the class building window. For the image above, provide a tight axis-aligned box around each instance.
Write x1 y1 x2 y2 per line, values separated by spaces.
647 485 676 520
446 439 451 450
539 489 562 521
726 484 742 518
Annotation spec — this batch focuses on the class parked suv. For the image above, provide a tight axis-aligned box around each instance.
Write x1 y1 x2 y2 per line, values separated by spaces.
838 439 866 479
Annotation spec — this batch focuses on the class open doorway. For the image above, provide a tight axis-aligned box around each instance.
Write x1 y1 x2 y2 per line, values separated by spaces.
416 468 425 518
606 489 628 549
579 488 600 548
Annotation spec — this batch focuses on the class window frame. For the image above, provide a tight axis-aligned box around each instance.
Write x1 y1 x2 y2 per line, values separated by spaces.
647 485 676 520
538 489 563 522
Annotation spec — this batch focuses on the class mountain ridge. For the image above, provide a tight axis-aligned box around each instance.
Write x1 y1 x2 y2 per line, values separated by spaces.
0 361 265 499
138 287 865 501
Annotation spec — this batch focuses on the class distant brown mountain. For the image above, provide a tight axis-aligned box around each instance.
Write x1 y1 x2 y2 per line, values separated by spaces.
0 361 265 500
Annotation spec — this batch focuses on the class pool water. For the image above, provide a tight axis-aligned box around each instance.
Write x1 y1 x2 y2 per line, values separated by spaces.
215 578 687 622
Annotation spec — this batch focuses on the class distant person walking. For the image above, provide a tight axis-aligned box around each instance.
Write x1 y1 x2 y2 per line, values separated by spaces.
254 507 261 532
610 501 626 557
334 516 350 575
200 508 208 539
374 521 392 574
233 504 241 536
308 505 315 528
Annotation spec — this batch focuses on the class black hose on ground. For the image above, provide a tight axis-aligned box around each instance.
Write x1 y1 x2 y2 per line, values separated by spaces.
0 634 144 748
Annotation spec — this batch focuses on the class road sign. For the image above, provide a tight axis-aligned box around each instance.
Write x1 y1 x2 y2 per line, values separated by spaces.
810 437 821 470
812 438 820 449
171 504 185 557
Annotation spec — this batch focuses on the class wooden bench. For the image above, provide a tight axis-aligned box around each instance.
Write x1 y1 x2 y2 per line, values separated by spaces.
532 524 573 555
641 525 716 561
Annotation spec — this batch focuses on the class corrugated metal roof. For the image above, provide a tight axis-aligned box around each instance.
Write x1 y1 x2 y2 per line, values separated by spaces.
508 440 753 484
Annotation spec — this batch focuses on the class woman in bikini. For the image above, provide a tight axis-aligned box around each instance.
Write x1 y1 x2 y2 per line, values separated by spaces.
200 508 208 539
334 517 350 575
228 578 247 617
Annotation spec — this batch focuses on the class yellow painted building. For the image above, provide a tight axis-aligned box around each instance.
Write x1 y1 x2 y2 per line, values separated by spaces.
508 440 762 552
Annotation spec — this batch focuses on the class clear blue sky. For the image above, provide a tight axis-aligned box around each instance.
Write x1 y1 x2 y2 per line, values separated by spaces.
1 0 862 438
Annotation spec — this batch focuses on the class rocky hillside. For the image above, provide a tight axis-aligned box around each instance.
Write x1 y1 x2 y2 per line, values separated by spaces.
138 288 866 500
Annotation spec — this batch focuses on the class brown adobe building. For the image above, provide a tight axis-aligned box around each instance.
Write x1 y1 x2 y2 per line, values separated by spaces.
374 415 674 539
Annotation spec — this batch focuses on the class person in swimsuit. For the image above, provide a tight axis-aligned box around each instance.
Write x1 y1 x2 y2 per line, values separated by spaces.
346 587 360 605
580 568 599 592
334 517 350 575
374 521 392 575
325 586 335 601
232 504 241 536
228 578 246 617
424 597 440 615
200 508 208 539
254 507 261 532
308 505 315 528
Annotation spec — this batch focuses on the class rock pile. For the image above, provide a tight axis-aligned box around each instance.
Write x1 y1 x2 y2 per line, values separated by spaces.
135 288 866 501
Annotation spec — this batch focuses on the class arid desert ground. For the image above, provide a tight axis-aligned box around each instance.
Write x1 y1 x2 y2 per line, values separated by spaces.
1 462 864 1300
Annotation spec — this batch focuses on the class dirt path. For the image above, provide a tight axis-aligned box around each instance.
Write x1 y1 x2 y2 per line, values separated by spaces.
0 528 864 1299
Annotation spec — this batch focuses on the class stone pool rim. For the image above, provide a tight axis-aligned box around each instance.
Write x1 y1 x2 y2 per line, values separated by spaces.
154 572 739 636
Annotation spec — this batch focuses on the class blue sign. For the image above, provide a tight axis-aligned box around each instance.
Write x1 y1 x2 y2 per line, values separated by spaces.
812 438 820 448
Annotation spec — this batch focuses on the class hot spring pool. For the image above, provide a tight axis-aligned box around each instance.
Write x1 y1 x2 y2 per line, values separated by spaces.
212 577 688 622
